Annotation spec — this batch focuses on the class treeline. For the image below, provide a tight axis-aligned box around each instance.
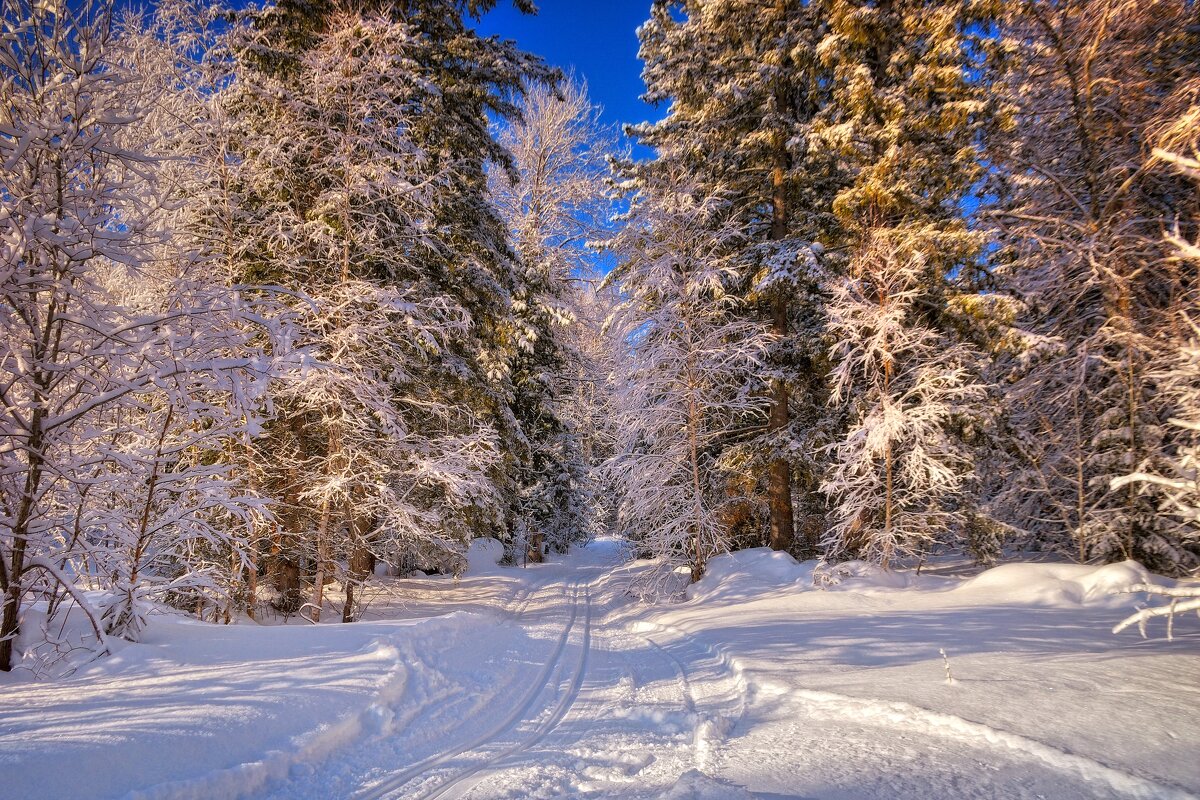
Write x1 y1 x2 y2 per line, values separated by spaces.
603 0 1200 584
0 0 613 671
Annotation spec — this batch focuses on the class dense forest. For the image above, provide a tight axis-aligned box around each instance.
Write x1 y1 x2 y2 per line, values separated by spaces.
2 0 1198 673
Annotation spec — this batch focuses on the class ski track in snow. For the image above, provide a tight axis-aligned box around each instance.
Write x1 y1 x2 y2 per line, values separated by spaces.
354 582 593 800
635 616 1194 800
418 585 593 800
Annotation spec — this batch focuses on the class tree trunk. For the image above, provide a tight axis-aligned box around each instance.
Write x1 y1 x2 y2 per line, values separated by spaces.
766 0 795 553
766 139 795 553
310 497 332 623
272 555 302 613
686 348 708 583
526 531 544 564
244 547 258 622
269 419 305 613
269 458 303 613
0 408 47 671
342 498 374 623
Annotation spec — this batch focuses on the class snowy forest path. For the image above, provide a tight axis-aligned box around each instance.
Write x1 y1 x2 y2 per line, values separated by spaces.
310 541 756 800
13 541 1195 800
414 583 593 799
388 548 753 799
349 570 599 800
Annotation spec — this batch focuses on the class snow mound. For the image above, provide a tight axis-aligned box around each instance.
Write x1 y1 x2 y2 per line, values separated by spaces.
686 552 1162 609
658 770 753 800
686 548 814 602
465 537 506 575
957 560 1154 606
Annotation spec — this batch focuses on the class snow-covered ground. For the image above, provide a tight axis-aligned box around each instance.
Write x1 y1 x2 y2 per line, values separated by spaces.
2 539 1197 800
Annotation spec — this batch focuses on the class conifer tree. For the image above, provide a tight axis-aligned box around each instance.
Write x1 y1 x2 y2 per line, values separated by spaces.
629 0 843 556
821 233 984 565
985 0 1199 571
1109 95 1200 571
489 78 614 562
604 180 769 588
812 0 995 562
218 0 553 611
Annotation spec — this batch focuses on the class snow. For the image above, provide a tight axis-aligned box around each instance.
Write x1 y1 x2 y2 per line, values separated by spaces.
2 539 1198 800
685 547 814 602
658 770 754 800
465 537 507 575
955 560 1157 605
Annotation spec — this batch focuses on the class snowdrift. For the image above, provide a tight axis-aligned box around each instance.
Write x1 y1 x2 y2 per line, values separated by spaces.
688 549 1164 610
955 560 1158 607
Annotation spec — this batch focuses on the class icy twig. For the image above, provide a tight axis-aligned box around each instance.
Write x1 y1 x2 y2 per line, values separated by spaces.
1113 584 1200 641
940 647 955 685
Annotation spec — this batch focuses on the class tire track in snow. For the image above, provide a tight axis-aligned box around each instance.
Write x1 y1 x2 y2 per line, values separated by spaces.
351 582 586 800
418 585 594 800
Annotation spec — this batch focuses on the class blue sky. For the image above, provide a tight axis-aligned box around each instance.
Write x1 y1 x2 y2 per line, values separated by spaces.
478 0 662 157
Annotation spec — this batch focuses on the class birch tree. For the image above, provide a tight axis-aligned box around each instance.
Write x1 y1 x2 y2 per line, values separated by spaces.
490 77 615 561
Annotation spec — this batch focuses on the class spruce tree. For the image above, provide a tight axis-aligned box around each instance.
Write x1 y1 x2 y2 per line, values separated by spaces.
985 0 1200 571
218 0 554 608
629 0 844 556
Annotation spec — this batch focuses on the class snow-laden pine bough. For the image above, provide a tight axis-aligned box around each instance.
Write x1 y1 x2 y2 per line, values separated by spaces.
1112 584 1200 641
